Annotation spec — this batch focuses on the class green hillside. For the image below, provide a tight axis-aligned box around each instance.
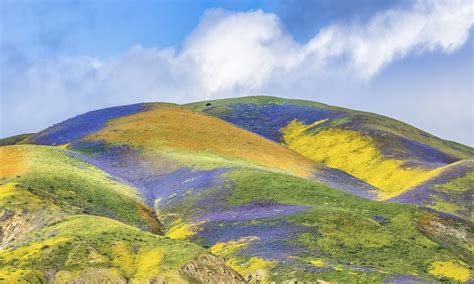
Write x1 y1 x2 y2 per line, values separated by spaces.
0 145 243 283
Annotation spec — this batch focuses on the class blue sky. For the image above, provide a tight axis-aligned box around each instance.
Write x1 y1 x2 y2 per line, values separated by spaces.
1 0 401 59
1 0 473 145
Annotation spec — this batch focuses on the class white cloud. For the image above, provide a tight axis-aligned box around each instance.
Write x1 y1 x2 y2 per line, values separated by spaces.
1 0 473 144
306 0 474 78
181 9 303 93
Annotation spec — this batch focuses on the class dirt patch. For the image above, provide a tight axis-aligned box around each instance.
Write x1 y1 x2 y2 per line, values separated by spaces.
0 209 32 249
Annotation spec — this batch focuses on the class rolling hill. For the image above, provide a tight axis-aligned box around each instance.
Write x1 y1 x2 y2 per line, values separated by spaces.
0 145 243 283
187 96 474 217
1 96 472 283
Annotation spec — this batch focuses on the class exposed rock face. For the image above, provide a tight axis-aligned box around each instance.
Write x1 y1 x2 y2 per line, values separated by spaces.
0 209 31 249
417 213 472 243
180 254 246 283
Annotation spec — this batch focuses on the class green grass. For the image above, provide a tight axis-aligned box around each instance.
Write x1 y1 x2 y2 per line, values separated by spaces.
185 95 344 112
226 169 413 217
0 133 34 146
435 172 474 192
1 145 161 233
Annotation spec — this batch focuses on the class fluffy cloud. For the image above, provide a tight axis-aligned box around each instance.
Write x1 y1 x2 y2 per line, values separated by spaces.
1 0 473 143
307 0 474 78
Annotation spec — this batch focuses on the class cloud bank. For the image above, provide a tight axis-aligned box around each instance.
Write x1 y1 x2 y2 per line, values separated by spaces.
1 0 473 144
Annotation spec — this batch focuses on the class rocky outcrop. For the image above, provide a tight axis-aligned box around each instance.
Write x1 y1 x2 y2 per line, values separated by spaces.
0 209 31 249
180 254 246 283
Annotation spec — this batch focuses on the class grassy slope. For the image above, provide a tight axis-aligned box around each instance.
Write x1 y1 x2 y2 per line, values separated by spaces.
186 96 474 200
157 167 473 282
389 160 474 220
0 133 34 146
0 145 241 283
0 145 160 233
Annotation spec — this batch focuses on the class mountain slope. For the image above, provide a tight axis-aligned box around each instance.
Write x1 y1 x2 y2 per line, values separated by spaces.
0 133 33 146
186 96 473 201
0 145 243 283
0 145 161 233
14 98 474 282
389 160 473 220
26 103 378 199
157 167 473 282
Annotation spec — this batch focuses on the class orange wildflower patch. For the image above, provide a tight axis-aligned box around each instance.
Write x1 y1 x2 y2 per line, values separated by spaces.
86 105 317 177
0 146 29 179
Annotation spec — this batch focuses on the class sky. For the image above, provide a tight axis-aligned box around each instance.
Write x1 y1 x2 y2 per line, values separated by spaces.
0 0 473 145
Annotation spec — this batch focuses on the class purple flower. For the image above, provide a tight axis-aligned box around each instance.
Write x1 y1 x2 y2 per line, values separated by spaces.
31 103 146 145
195 201 309 222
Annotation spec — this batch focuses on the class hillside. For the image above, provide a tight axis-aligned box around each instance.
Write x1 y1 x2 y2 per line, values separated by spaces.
1 96 472 282
186 96 474 215
25 103 378 199
0 145 243 282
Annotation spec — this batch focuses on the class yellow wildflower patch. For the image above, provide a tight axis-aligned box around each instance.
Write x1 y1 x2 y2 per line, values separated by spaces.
228 257 273 280
111 241 135 278
309 259 325 267
210 236 259 256
429 260 471 282
53 268 125 283
281 120 445 198
165 219 204 240
0 237 69 262
0 183 17 199
57 143 70 149
133 248 165 282
0 268 44 282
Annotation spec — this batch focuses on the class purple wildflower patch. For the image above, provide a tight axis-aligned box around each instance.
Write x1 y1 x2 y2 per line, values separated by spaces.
314 167 380 199
194 220 316 261
388 160 473 219
141 167 234 205
195 201 310 222
30 103 146 145
347 118 458 164
207 103 344 142
384 274 433 283
68 140 234 205
396 135 458 164
389 161 471 206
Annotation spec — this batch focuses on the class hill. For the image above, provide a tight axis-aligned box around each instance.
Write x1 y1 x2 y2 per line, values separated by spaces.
0 145 243 282
186 96 474 216
2 96 472 282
